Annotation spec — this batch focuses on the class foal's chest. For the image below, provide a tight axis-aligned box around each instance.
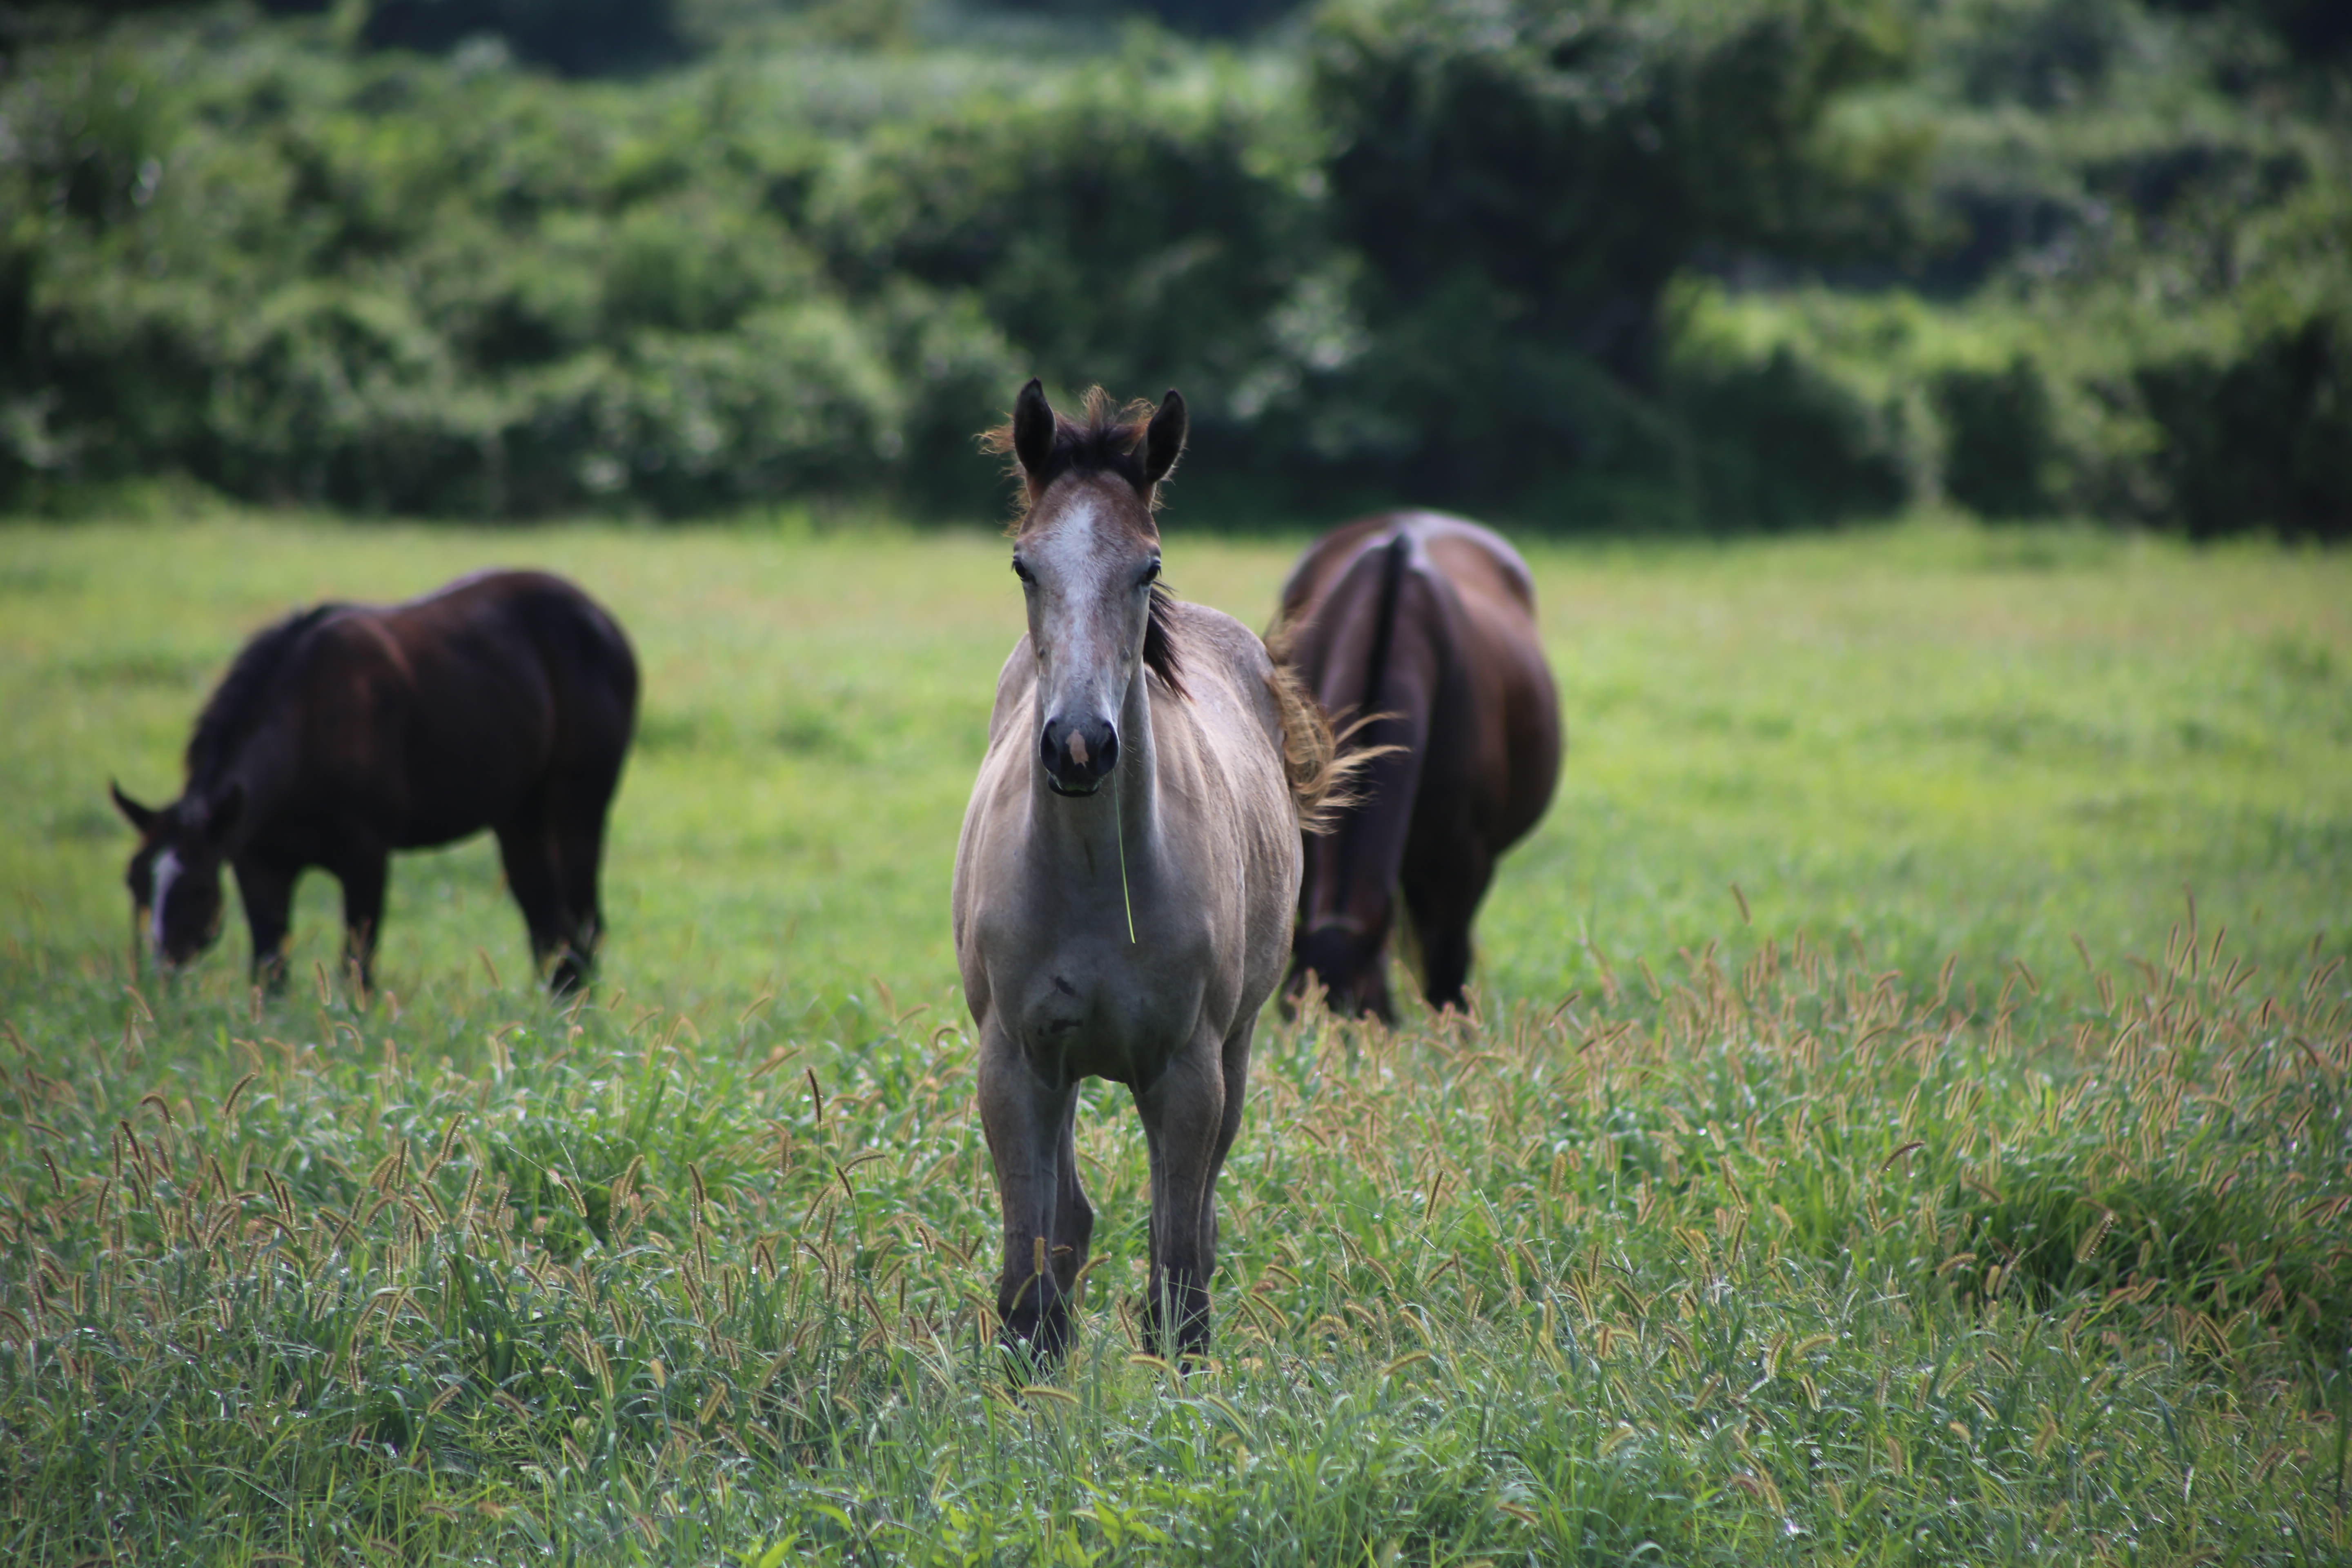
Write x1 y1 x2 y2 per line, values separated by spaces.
997 924 1210 1087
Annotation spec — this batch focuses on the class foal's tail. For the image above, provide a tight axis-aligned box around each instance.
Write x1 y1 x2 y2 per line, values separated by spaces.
1264 627 1390 837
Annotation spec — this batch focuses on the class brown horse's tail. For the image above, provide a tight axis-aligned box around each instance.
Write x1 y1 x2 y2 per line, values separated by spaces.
1265 625 1391 836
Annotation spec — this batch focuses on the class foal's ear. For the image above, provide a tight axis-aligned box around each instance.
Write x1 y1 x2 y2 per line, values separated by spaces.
1012 378 1056 480
110 780 159 835
1140 388 1187 490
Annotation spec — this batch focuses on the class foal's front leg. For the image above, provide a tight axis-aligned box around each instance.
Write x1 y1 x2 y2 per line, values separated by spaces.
1135 1037 1229 1363
977 1022 1082 1363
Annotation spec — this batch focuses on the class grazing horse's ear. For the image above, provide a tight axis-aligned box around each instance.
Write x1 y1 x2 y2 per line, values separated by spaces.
1140 389 1187 492
1012 378 1056 481
110 780 159 834
201 782 245 842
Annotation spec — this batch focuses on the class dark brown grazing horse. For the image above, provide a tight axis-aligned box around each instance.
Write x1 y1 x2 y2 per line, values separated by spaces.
111 570 638 994
1276 511 1561 1020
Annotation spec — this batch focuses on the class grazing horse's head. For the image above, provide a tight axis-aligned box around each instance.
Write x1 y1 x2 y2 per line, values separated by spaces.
111 780 241 971
990 379 1188 797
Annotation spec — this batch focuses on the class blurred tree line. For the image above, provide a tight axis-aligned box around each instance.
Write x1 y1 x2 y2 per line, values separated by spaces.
1 0 2345 533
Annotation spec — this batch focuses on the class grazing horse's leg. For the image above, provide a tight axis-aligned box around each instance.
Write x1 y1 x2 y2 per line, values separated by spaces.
333 843 389 998
978 1025 1082 1361
547 771 623 995
233 856 298 993
1403 834 1492 1015
494 810 571 988
1134 1040 1229 1363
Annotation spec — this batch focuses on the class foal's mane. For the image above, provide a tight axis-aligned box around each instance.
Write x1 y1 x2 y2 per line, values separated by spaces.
186 604 342 789
980 385 1187 697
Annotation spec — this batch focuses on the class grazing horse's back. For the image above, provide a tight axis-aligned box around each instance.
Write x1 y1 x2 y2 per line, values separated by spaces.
1279 511 1560 1019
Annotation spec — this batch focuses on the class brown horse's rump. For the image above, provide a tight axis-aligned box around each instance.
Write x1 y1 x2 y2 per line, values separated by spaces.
1277 512 1561 1020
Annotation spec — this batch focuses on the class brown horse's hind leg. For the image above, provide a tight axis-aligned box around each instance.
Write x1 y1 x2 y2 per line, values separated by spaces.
1402 837 1492 1015
978 1027 1082 1364
547 790 617 995
494 814 573 989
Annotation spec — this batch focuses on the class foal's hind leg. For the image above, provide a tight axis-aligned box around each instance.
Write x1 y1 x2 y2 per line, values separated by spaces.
1051 1091 1095 1300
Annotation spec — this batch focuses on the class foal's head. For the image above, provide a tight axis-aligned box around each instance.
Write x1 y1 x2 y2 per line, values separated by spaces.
111 781 241 970
986 380 1187 797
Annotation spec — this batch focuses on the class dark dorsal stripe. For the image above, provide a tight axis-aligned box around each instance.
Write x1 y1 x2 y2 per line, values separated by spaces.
185 604 343 791
1360 528 1413 716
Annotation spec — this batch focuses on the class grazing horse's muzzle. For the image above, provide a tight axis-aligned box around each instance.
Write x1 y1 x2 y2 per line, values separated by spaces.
1039 714 1118 795
1289 919 1396 1023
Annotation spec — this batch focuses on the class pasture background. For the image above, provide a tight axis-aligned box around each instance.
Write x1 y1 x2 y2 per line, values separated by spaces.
6 514 2347 1016
1 514 2349 1565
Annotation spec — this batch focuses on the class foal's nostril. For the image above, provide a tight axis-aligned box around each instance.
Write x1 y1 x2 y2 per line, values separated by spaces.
1094 726 1117 776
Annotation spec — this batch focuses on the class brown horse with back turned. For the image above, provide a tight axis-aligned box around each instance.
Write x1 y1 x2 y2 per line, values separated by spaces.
1278 511 1561 1020
111 570 638 994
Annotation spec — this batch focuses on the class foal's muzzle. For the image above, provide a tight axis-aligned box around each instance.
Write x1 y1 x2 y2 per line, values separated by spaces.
1039 715 1118 795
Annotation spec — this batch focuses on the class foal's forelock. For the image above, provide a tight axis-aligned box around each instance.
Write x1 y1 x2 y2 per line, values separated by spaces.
1023 480 1187 699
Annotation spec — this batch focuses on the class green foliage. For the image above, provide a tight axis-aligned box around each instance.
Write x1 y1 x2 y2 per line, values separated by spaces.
2136 305 2352 541
2 0 2349 530
359 0 685 77
1935 356 2061 519
811 49 1325 507
1304 0 1922 517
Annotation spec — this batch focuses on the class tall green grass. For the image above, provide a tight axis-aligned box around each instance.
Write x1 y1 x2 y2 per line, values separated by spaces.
1 913 2343 1562
1 514 2347 1562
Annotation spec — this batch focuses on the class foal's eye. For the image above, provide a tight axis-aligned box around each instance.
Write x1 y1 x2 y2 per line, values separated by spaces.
1011 557 1033 584
1140 559 1162 588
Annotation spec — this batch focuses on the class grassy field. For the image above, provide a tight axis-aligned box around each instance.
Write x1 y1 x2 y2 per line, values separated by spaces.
0 512 2347 1564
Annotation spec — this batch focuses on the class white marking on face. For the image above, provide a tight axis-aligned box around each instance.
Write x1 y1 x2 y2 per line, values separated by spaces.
150 850 181 953
1027 491 1146 739
1031 494 1109 603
